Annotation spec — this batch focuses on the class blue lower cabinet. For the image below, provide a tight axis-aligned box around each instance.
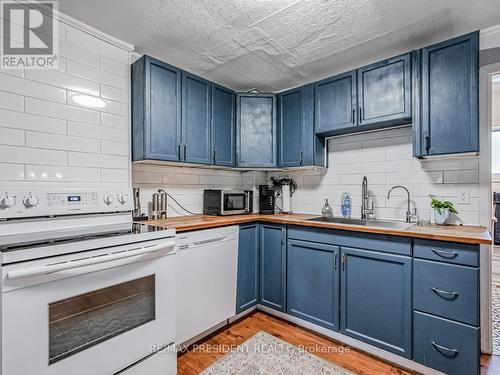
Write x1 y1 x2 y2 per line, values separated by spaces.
414 311 479 375
340 247 412 358
287 240 340 330
236 224 260 313
260 224 286 311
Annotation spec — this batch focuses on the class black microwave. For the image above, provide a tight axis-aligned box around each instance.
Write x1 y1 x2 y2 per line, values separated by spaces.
203 190 253 216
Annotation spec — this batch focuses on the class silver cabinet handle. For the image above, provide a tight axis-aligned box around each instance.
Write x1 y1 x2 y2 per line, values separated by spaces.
431 248 459 258
431 287 459 299
334 252 338 270
341 253 346 271
431 341 459 357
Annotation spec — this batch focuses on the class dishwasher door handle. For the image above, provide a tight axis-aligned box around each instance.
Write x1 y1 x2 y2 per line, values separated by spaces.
192 236 228 246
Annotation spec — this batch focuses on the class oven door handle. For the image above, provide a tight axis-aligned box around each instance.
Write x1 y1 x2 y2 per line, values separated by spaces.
5 240 175 280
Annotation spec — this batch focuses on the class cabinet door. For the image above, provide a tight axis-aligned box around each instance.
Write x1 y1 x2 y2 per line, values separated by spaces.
132 56 182 161
287 240 340 330
340 247 412 358
182 72 211 164
236 93 277 167
419 32 479 156
357 53 412 127
211 85 235 166
314 71 357 136
260 224 286 311
278 87 303 167
236 224 259 313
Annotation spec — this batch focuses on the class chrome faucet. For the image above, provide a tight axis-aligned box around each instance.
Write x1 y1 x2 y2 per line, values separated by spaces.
387 185 418 223
361 176 374 219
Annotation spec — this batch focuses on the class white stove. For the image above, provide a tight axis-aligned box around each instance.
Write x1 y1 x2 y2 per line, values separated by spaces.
0 189 177 375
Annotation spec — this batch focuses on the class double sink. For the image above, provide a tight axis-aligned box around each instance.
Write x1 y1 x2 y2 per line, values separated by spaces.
307 216 415 230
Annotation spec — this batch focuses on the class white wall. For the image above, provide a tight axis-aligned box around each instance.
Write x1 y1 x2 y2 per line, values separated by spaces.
0 12 132 190
270 126 481 225
132 164 267 217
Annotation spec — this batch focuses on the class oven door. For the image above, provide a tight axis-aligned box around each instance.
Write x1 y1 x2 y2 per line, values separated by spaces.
1 239 176 375
222 192 249 215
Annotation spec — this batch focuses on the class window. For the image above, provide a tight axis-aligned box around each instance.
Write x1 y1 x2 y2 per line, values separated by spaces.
493 130 500 174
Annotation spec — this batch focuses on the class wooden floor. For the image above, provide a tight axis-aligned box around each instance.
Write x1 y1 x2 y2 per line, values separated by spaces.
177 311 500 375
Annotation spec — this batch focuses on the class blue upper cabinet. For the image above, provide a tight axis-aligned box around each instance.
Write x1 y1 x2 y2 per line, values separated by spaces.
357 53 412 128
278 84 325 168
132 55 182 162
340 247 412 358
314 71 357 136
260 224 286 311
182 72 211 164
236 224 260 313
287 239 340 331
236 93 277 168
415 31 479 157
211 85 235 166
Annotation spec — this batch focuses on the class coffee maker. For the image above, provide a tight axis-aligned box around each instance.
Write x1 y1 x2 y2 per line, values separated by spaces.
259 185 275 214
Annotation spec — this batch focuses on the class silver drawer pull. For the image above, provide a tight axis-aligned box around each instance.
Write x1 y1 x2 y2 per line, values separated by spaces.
431 341 459 357
431 287 459 299
431 248 459 258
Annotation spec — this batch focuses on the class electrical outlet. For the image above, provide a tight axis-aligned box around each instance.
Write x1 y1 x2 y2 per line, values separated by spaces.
459 190 469 204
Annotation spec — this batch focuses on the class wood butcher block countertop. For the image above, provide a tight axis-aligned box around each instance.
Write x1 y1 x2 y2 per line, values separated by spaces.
143 213 492 245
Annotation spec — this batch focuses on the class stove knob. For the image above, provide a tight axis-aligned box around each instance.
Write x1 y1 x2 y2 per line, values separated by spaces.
118 193 128 205
103 194 114 205
23 194 39 208
0 195 16 209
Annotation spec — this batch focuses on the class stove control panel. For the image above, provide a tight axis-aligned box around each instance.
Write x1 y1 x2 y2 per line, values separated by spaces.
0 189 134 219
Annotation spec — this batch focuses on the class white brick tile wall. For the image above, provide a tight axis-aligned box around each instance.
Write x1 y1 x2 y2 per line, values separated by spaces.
269 126 482 225
0 11 131 190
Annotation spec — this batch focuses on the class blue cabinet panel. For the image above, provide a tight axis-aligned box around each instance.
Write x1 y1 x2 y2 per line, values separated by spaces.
314 71 357 136
357 53 412 127
260 224 286 311
417 31 479 156
414 311 479 375
211 85 235 166
413 259 479 325
340 247 412 358
132 55 182 162
236 93 277 167
182 72 211 164
236 224 260 313
279 84 325 167
287 239 340 330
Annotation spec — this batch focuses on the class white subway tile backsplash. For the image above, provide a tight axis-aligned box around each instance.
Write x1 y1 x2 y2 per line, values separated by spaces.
67 60 128 90
443 169 479 184
68 152 129 169
0 164 24 180
0 91 24 112
66 27 129 63
59 41 100 68
101 140 129 156
0 145 67 166
0 127 25 146
25 69 100 96
101 168 129 183
25 165 101 182
0 73 66 103
100 84 128 103
0 109 67 134
67 91 127 116
26 97 100 125
26 131 100 153
100 56 129 77
101 112 128 129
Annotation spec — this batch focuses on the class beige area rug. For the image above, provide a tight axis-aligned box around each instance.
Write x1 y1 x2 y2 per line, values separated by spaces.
200 331 355 375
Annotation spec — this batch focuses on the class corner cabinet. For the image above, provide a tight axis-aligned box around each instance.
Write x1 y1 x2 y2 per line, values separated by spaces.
132 55 182 162
287 239 340 330
340 247 412 358
278 84 325 167
236 93 277 168
260 224 286 311
182 71 211 164
236 224 260 313
212 85 235 166
415 31 479 157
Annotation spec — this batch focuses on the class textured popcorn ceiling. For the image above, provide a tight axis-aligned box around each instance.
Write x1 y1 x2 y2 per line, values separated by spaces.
58 0 500 92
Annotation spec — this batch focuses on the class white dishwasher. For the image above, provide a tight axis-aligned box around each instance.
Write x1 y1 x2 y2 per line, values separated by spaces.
176 225 239 345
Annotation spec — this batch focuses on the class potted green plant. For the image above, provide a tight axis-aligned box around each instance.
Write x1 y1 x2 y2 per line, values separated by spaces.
270 176 297 213
429 195 458 225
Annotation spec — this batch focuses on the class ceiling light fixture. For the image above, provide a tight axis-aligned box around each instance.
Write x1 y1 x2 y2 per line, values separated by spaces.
72 94 106 108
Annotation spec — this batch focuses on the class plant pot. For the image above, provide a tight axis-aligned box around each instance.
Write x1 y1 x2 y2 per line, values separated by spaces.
281 184 291 213
434 209 449 225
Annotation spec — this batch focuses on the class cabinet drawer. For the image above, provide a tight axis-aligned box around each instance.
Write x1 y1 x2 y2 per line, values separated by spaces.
414 239 479 267
414 259 479 325
413 311 479 375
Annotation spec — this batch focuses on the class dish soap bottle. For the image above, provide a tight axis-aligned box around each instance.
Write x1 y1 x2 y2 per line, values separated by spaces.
341 193 351 218
321 199 333 218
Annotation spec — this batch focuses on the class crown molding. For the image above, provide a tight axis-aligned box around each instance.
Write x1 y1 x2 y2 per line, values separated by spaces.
481 24 500 50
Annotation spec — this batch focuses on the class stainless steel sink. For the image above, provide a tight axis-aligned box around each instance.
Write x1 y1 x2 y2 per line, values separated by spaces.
306 216 414 230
